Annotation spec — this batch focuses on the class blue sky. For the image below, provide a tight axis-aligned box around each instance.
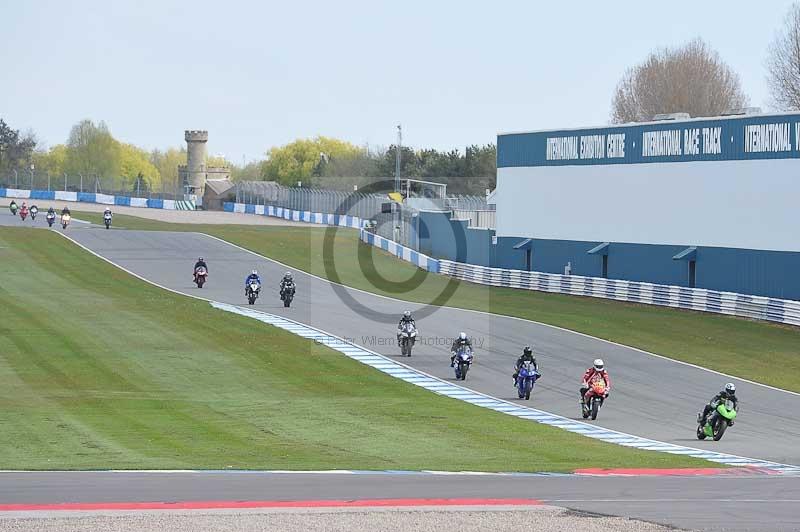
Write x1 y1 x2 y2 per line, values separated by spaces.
1 0 794 162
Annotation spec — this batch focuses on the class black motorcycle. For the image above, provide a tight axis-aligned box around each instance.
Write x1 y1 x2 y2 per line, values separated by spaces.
280 282 295 308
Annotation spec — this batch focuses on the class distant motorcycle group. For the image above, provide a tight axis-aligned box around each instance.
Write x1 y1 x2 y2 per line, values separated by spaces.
394 310 740 438
8 200 100 230
191 258 296 308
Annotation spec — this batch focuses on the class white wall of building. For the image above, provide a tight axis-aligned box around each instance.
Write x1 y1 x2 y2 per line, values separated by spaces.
496 158 800 252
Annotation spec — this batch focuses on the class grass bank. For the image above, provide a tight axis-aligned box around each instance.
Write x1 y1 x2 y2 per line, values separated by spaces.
0 227 713 470
77 211 800 393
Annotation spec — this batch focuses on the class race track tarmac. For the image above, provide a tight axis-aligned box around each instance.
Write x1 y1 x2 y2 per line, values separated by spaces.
1 471 800 532
45 221 800 466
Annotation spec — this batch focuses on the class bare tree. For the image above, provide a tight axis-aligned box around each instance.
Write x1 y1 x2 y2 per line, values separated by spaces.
611 39 748 123
767 4 800 110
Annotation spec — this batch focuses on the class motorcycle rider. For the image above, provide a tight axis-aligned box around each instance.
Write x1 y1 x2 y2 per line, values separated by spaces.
450 332 473 367
19 201 29 217
47 206 56 217
103 207 112 219
61 205 71 216
579 358 611 405
9 200 18 213
279 271 294 291
512 345 538 385
245 269 262 295
398 310 416 329
193 257 208 282
30 204 38 217
397 310 417 344
698 383 738 426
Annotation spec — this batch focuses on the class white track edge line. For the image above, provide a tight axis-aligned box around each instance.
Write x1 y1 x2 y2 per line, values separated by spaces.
53 231 799 472
195 232 800 398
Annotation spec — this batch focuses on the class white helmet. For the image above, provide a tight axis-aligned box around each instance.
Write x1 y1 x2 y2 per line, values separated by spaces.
459 332 467 340
593 358 604 371
725 382 736 394
252 269 258 275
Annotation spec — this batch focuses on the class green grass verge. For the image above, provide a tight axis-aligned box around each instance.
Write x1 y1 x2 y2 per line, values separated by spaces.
77 211 800 393
0 227 714 471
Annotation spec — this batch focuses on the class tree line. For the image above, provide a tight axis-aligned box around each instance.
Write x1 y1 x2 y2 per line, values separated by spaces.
260 137 496 195
0 118 186 194
0 118 497 196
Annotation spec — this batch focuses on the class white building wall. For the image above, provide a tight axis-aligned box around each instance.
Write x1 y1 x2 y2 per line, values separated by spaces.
496 158 800 252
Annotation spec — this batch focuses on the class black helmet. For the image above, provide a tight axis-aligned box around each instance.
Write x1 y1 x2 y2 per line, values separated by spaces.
523 345 532 356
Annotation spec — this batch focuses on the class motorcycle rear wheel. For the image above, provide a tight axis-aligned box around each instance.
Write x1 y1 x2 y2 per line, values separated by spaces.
696 424 707 440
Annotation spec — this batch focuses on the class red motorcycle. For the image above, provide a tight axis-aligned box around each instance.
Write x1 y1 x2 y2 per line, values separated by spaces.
581 376 608 421
19 205 29 221
194 266 208 288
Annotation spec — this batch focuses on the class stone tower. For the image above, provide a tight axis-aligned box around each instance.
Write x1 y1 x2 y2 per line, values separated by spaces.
184 130 208 194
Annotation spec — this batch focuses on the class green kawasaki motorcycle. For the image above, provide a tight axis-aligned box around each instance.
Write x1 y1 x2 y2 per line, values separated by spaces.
696 399 737 441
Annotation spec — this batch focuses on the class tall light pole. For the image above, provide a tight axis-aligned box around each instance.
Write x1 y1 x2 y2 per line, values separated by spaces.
29 163 34 190
394 124 402 193
394 124 402 243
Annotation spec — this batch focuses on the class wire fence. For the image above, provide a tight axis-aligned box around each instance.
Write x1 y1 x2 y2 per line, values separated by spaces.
232 180 492 250
233 181 491 221
0 171 184 200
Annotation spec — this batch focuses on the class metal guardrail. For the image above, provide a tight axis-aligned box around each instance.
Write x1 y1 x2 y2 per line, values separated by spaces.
0 187 195 210
437 260 800 327
0 173 184 200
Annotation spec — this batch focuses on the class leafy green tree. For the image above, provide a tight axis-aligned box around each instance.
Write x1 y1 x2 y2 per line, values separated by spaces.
64 119 121 180
261 136 364 185
150 147 186 194
32 144 68 178
120 143 161 191
0 118 37 177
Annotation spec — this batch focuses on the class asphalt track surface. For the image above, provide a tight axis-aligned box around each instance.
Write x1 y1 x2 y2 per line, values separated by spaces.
3 214 800 531
37 219 800 466
2 471 800 532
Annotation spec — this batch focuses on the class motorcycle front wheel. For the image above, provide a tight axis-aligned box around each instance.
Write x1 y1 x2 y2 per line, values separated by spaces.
590 398 600 420
713 419 728 441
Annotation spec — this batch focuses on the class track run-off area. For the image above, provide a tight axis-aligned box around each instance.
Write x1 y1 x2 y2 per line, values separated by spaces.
2 212 800 531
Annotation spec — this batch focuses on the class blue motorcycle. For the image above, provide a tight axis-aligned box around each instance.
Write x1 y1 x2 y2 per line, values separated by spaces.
516 361 540 400
453 346 473 380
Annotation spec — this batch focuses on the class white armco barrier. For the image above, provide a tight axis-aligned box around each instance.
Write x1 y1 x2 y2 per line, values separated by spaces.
359 229 439 272
0 188 194 210
437 260 800 327
223 202 364 229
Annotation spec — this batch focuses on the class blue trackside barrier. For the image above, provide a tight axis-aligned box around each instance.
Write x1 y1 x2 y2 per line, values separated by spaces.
29 190 56 200
77 192 96 203
222 202 364 229
359 229 439 273
0 188 194 211
432 259 800 328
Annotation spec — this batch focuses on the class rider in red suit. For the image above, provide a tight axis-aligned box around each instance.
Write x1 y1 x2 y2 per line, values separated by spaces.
580 358 611 405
